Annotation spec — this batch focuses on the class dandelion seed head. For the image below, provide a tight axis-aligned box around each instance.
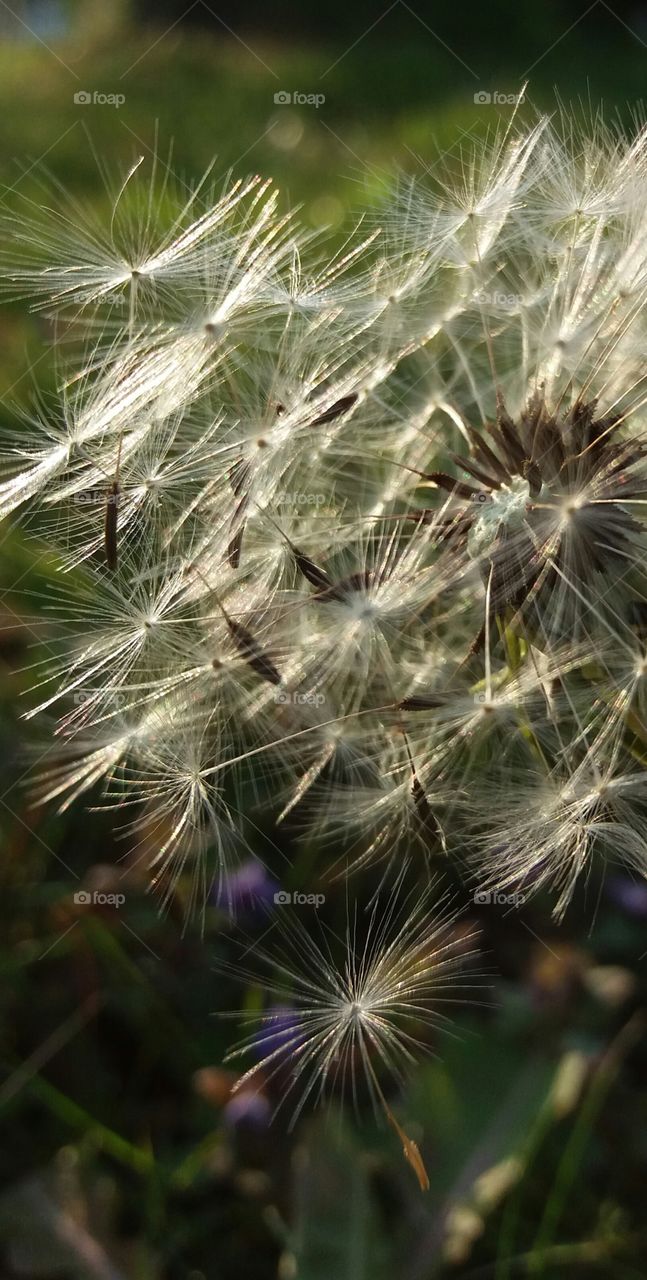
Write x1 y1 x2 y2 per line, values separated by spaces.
4 111 647 926
222 876 481 1128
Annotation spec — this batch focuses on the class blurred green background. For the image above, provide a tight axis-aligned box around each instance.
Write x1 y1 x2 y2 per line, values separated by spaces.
1 2 647 1277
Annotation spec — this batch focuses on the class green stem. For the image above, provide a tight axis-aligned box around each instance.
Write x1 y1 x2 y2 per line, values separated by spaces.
26 1073 156 1176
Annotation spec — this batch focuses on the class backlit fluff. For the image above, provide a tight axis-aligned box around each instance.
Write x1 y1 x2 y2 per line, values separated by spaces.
3 111 647 923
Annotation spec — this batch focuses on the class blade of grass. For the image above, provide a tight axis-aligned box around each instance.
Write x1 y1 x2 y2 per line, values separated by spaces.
24 1072 156 1176
0 993 100 1108
466 1235 645 1279
529 1014 645 1271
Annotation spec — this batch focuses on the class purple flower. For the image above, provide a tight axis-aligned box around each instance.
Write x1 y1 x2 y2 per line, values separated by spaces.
606 874 647 918
223 1090 272 1129
215 859 280 917
251 1003 301 1064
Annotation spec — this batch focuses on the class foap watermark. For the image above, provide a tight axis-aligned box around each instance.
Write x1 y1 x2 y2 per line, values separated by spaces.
73 689 128 709
274 91 325 109
474 91 525 107
274 890 325 907
275 689 326 707
276 491 326 506
74 485 160 509
467 490 492 504
473 289 523 310
74 90 125 109
74 889 126 908
474 890 526 907
74 488 123 506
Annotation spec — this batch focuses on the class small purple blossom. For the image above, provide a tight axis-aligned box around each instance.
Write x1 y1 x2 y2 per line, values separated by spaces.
216 859 280 918
606 874 647 918
251 1004 301 1064
223 1089 272 1130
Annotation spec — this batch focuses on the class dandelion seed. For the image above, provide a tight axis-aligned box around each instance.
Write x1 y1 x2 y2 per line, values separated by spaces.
221 875 481 1184
209 590 282 687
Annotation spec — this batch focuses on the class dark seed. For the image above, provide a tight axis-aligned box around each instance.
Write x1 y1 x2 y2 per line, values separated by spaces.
227 495 249 568
293 549 332 592
522 459 542 498
451 452 500 491
426 472 482 500
228 618 282 686
411 775 445 847
228 458 250 496
468 429 509 482
400 694 446 710
310 393 357 426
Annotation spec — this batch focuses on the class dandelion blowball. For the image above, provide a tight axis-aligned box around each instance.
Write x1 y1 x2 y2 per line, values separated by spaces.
3 110 647 1178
